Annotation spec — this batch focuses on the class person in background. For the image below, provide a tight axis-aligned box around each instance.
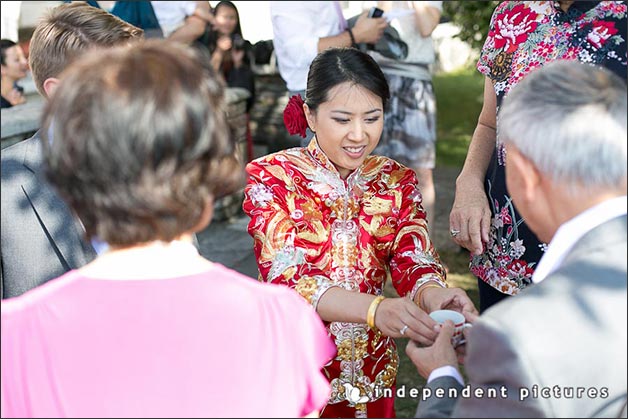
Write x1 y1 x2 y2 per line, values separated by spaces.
1 3 143 299
270 1 388 147
370 1 442 231
448 1 627 312
0 38 28 108
408 59 627 418
151 0 213 43
1 39 335 418
111 1 214 44
0 1 22 42
243 47 477 418
208 1 255 112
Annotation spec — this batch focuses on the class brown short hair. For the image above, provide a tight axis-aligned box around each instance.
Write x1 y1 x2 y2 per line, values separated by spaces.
29 2 143 97
41 40 243 246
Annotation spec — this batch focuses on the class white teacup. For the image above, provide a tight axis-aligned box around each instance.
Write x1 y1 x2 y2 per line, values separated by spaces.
429 309 472 347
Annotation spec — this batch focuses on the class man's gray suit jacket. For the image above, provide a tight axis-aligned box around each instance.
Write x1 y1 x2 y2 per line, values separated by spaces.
416 215 628 418
1 133 97 299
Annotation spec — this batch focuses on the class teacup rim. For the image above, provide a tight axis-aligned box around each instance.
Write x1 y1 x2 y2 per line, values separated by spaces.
429 309 466 325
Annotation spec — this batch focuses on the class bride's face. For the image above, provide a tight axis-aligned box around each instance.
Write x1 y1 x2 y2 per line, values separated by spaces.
304 82 384 179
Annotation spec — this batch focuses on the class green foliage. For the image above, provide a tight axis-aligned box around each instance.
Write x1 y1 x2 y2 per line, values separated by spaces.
443 1 501 51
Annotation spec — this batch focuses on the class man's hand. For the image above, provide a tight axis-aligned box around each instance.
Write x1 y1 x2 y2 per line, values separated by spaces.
405 320 459 379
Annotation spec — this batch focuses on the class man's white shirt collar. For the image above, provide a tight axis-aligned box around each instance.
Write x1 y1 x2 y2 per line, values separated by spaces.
532 196 627 284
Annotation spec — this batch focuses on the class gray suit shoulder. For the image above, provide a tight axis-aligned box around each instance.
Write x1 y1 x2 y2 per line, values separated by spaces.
0 132 78 299
1 132 38 159
465 216 627 418
415 376 464 418
1 133 40 178
1 133 41 211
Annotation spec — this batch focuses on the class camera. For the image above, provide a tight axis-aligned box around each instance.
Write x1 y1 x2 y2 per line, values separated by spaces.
231 34 246 51
368 7 384 18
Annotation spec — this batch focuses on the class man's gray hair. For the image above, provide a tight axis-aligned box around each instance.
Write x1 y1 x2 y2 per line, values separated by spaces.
499 60 627 192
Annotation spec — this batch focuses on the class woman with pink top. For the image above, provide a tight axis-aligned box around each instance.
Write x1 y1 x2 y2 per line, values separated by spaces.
0 40 334 418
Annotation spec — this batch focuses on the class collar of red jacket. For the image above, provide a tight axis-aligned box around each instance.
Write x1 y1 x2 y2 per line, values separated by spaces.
306 137 339 174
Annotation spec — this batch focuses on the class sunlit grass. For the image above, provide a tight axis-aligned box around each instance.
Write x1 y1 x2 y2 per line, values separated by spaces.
434 67 484 168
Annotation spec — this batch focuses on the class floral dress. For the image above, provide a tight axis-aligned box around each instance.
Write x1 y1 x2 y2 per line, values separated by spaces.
243 140 446 418
472 1 627 295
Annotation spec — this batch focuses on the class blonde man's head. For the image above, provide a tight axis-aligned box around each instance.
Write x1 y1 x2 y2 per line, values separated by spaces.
29 2 143 98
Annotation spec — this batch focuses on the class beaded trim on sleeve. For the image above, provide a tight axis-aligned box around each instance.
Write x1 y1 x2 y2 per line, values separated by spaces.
295 275 339 310
408 275 447 302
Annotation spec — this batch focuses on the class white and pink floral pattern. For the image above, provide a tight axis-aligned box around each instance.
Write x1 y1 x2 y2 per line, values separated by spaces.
473 1 627 295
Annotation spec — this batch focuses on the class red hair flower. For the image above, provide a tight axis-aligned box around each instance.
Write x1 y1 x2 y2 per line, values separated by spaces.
283 94 308 138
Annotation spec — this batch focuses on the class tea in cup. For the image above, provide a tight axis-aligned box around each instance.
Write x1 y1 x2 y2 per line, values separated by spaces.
429 309 472 347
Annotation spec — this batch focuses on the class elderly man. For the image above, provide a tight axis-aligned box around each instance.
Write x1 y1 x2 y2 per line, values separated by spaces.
407 60 627 417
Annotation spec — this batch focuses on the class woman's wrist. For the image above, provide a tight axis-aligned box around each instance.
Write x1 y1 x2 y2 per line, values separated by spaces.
415 282 445 312
455 169 485 190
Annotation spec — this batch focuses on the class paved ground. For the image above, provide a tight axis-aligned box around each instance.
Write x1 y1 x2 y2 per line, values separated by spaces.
197 73 463 279
197 214 259 278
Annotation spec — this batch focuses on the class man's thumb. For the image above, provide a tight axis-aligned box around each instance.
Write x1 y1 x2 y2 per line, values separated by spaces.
437 320 455 344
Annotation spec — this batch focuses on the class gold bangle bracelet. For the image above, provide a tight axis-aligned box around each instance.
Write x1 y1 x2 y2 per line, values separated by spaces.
366 296 386 330
415 284 443 312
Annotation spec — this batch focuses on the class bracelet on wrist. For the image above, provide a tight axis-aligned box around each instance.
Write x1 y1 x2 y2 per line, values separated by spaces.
346 28 357 48
366 295 386 330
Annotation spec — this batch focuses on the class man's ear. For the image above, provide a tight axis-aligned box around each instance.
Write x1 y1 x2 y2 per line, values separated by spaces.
506 145 542 203
42 77 61 98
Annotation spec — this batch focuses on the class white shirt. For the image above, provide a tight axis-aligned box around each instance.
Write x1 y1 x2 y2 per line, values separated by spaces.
532 196 628 284
270 1 344 91
390 1 441 64
151 1 198 38
371 1 442 80
428 365 464 386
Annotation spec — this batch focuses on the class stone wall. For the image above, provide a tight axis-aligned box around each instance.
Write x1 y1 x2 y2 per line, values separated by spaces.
213 87 251 222
248 74 293 153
